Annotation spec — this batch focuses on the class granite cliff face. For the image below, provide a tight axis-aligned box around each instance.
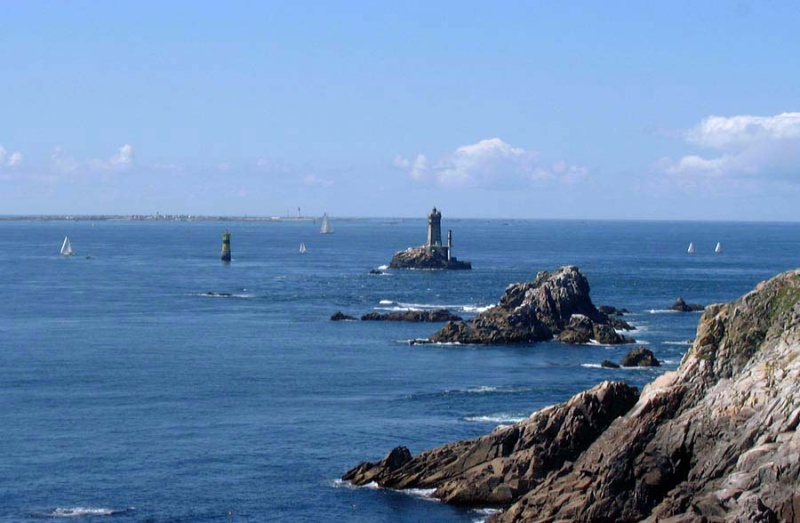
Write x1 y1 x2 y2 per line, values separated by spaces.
344 268 800 522
430 266 634 345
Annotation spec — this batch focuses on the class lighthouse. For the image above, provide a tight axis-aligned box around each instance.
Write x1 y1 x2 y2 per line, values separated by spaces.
427 207 443 251
220 229 232 262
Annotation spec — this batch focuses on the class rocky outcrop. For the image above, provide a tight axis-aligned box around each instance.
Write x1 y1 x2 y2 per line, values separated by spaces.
389 246 472 270
670 297 704 312
344 267 800 523
360 309 463 322
342 381 640 505
620 346 661 367
429 266 634 345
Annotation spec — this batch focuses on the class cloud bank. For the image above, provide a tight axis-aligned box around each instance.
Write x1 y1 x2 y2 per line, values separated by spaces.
396 138 586 188
658 112 800 181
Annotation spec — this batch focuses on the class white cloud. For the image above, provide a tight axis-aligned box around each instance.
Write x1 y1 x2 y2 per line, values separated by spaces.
396 138 585 188
659 112 800 180
302 174 334 187
110 144 133 169
0 145 24 168
51 144 135 174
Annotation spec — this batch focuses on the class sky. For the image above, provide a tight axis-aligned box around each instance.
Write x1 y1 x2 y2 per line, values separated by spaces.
2 1 800 220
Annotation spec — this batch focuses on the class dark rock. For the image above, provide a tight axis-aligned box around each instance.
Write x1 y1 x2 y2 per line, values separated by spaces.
601 360 620 369
599 305 629 316
670 297 704 312
342 381 640 506
369 269 384 275
388 246 472 270
620 346 661 367
330 311 357 321
429 266 634 345
360 309 463 322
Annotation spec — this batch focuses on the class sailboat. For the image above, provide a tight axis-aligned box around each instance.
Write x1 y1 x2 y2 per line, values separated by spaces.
299 242 307 254
320 213 334 234
60 236 74 256
714 242 722 254
687 242 695 254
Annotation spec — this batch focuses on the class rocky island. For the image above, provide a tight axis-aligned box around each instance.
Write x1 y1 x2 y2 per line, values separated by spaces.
428 265 634 345
388 207 472 270
344 267 800 522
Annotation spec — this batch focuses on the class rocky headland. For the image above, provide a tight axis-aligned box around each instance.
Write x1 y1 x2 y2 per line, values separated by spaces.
428 266 634 345
343 268 800 522
389 246 472 270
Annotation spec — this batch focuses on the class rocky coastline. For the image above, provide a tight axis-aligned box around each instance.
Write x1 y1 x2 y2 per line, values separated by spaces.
428 266 635 345
343 267 800 522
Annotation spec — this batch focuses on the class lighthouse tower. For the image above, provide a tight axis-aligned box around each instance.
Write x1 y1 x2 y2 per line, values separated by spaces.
220 229 232 262
427 207 443 251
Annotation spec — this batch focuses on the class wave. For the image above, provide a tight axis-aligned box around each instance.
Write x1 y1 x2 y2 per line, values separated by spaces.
464 413 528 424
663 340 692 346
472 508 501 523
43 507 134 518
192 291 255 299
377 265 389 270
581 363 658 371
331 479 438 501
375 300 493 314
648 309 680 314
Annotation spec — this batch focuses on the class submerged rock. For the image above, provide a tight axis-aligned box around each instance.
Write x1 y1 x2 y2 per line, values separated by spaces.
330 311 357 321
429 266 634 345
345 267 800 523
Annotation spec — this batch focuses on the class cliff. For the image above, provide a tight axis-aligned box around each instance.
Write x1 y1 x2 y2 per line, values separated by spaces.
429 266 634 345
344 268 800 522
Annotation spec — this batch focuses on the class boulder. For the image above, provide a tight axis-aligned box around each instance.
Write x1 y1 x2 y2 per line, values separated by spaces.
620 347 661 367
601 360 620 369
429 266 634 345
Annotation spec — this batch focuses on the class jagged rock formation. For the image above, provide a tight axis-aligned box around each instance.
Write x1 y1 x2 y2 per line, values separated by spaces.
360 309 463 322
429 266 634 345
670 297 705 312
344 267 800 523
388 246 472 270
342 381 640 505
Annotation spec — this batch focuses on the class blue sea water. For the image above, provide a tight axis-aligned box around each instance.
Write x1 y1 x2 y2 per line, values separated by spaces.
1 218 799 522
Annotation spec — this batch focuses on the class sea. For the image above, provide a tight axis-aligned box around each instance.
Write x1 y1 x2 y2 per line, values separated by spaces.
2 218 799 523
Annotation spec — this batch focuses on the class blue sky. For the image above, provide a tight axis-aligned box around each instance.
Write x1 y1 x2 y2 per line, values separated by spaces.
2 1 800 220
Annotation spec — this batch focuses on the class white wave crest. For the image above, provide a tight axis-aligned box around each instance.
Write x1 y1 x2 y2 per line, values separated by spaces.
464 414 527 424
472 508 501 523
648 309 679 314
663 340 692 346
48 507 133 517
375 301 491 313
377 265 389 270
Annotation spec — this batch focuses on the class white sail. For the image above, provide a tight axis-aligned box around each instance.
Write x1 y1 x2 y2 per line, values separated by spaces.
320 213 334 234
687 242 695 254
715 242 722 254
60 236 74 256
299 242 307 254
